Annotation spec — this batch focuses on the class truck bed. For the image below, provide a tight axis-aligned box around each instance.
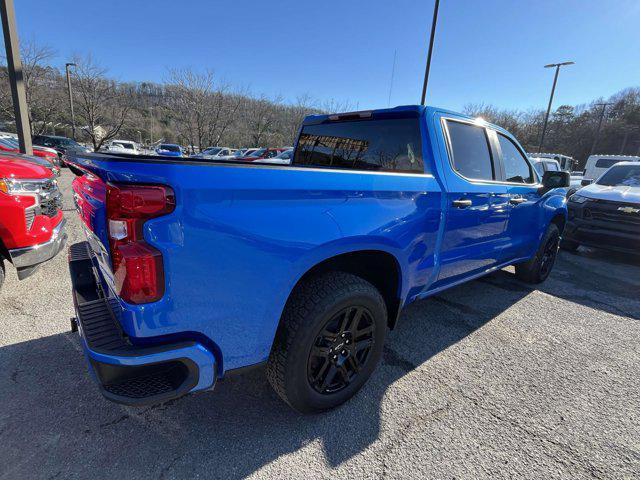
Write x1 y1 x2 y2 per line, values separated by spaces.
68 151 443 374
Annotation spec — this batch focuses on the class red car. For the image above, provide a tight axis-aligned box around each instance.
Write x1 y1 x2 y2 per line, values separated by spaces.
236 148 288 162
0 137 61 167
0 154 66 289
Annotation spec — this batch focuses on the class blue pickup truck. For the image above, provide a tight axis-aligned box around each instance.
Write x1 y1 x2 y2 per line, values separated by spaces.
68 105 569 413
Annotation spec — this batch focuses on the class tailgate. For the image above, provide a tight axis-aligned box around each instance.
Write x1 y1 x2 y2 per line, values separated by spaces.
71 163 112 281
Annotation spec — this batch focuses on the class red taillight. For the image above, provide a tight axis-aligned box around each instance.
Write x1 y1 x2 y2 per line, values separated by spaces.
106 183 175 304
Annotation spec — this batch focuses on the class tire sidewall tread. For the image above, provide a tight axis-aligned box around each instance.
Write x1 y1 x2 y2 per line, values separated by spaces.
515 223 560 284
266 271 387 413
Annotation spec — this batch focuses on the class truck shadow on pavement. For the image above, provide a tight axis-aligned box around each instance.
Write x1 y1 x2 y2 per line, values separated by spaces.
1 251 638 479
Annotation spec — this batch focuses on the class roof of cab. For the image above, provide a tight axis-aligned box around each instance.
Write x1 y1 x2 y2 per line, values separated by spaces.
301 105 507 132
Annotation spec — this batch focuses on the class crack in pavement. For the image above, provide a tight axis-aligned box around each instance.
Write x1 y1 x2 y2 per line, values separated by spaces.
379 403 452 479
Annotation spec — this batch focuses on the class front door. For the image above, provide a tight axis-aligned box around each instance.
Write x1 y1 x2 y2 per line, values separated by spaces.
494 132 543 259
434 117 510 286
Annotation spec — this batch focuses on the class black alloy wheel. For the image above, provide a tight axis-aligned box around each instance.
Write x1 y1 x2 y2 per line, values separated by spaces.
539 235 559 279
307 306 375 394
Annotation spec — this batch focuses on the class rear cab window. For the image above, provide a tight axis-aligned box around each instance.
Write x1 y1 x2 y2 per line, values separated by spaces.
294 117 425 173
595 158 624 169
545 162 560 172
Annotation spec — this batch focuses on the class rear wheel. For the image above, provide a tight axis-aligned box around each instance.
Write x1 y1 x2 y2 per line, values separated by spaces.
266 271 387 413
515 224 560 284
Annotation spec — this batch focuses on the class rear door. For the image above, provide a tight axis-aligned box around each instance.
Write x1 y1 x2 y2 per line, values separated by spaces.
493 131 543 259
434 117 510 285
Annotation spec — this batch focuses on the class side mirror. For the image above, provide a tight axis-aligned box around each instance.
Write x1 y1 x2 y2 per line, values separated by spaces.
581 178 593 187
539 170 570 193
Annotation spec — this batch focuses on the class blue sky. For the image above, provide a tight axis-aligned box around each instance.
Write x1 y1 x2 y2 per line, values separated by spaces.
12 0 640 111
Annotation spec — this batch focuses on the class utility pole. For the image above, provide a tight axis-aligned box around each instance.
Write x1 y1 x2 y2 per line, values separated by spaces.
0 0 32 154
589 102 612 156
619 127 631 155
538 61 574 153
388 49 397 107
65 62 77 139
149 106 154 144
420 0 440 105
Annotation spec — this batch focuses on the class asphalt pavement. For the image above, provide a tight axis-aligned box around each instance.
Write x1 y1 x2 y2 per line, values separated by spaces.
1 170 638 479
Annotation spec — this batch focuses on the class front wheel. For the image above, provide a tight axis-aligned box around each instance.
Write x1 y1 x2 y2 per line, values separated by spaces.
266 271 387 413
515 223 560 284
560 238 580 252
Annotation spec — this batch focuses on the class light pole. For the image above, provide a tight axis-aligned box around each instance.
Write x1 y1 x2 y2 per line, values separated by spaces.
589 102 612 156
136 130 142 144
537 61 574 153
65 62 77 140
420 0 440 105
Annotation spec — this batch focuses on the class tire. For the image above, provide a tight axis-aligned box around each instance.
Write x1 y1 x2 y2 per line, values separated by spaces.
0 259 4 291
560 238 579 252
515 223 560 284
266 271 387 413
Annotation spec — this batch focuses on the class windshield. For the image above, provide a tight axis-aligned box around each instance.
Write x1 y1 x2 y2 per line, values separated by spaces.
597 165 640 187
232 150 246 157
159 144 181 152
54 137 80 147
203 147 222 155
0 138 18 148
248 148 266 157
276 149 293 159
113 142 134 149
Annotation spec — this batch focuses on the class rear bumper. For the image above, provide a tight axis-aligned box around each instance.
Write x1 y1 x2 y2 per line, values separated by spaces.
68 241 217 406
9 218 68 279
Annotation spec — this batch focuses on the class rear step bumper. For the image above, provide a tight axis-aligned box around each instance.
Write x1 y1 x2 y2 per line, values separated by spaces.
68 241 216 406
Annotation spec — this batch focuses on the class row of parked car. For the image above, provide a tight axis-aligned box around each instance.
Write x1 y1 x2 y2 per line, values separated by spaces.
101 139 296 164
0 134 96 290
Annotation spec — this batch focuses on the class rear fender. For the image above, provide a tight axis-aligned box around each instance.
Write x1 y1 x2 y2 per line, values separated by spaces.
287 236 407 302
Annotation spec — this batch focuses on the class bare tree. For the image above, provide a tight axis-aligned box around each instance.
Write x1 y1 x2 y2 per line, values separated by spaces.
72 55 131 150
282 93 316 145
165 68 214 151
0 40 66 135
244 94 283 146
165 68 244 152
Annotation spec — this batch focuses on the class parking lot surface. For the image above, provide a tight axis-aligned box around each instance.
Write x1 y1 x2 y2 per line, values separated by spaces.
1 171 639 479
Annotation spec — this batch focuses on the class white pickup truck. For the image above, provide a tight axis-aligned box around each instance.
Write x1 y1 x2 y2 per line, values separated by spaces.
581 155 640 185
563 162 640 254
104 140 141 155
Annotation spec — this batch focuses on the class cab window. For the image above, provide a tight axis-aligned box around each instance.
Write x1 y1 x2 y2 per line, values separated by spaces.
497 134 534 183
545 161 560 172
533 162 545 176
445 120 494 181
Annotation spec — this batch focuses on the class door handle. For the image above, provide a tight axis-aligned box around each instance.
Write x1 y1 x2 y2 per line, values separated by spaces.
452 198 472 208
509 196 526 205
